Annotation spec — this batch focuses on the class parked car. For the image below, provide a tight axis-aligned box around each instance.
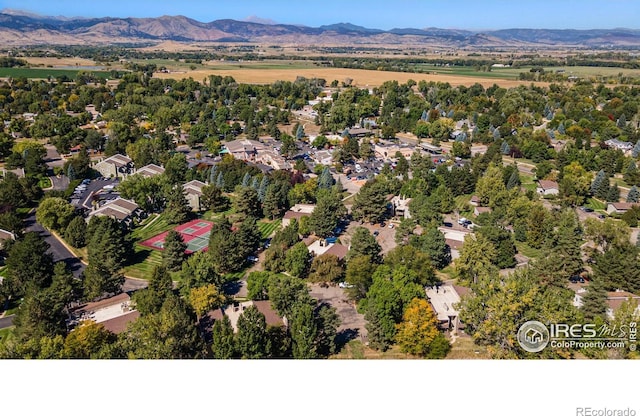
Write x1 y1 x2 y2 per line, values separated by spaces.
569 275 585 283
388 223 394 229
373 231 380 237
339 282 354 289
247 256 259 263
580 206 594 213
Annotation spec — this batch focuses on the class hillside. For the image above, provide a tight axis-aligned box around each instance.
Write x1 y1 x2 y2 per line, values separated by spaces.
1 10 640 47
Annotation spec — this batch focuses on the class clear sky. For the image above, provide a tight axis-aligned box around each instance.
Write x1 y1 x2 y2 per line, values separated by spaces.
1 0 638 30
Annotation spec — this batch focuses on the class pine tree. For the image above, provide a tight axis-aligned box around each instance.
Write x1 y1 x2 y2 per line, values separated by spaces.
165 187 191 224
162 230 187 272
617 113 627 128
215 171 225 189
627 186 640 203
241 172 251 188
258 176 269 202
591 169 606 196
208 166 217 184
506 169 521 190
318 166 334 189
632 140 640 158
492 128 501 141
606 183 620 203
67 163 76 180
211 315 236 359
421 110 428 121
580 278 608 321
251 176 260 190
624 160 639 186
557 122 565 135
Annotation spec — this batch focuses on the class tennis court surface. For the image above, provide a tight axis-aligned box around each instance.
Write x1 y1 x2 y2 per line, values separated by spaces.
139 219 214 254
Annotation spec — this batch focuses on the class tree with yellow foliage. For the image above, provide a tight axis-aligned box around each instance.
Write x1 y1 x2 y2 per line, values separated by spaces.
395 298 449 358
188 284 226 322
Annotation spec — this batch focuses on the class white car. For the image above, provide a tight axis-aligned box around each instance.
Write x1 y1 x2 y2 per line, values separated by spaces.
247 256 259 263
388 223 395 229
339 282 354 289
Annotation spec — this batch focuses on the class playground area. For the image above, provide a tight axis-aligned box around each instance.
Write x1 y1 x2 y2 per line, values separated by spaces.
139 219 214 254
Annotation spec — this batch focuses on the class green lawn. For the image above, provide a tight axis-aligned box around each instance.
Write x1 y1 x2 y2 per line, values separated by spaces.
258 219 281 239
123 247 164 280
585 197 606 211
515 241 542 260
131 214 174 241
38 176 52 189
0 327 15 345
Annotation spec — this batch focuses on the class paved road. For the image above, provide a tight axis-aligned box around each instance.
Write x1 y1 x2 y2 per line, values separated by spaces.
25 211 86 278
49 174 70 191
0 315 14 329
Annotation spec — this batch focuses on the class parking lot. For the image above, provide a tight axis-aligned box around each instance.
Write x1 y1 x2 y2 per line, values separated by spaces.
308 283 368 346
69 177 120 209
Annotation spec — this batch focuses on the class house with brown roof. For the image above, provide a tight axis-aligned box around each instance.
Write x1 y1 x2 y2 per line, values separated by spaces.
221 139 265 162
474 206 492 217
134 163 165 178
70 292 140 335
607 202 638 215
573 288 640 320
202 300 286 337
87 197 141 226
94 154 134 178
536 180 559 196
469 195 480 207
183 180 207 211
282 203 315 227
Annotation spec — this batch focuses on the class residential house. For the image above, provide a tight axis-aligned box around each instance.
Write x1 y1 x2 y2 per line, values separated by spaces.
258 150 292 170
183 180 207 211
607 202 638 215
474 206 492 217
87 197 141 227
425 284 470 331
605 139 633 154
573 288 640 320
469 195 480 207
391 195 412 219
134 164 165 178
307 238 349 261
201 300 286 339
94 154 134 179
221 139 266 162
536 180 559 196
0 229 15 250
282 204 315 227
346 127 371 138
69 292 140 335
314 150 334 166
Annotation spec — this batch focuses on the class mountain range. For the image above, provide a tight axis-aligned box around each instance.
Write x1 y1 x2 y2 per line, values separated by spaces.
1 9 640 48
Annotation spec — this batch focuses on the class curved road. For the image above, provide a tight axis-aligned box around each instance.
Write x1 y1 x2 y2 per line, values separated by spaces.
0 212 147 329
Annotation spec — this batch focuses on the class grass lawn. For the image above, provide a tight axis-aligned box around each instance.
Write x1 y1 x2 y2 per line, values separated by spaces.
131 214 175 242
437 264 457 281
0 327 15 345
330 340 415 359
585 197 606 211
515 241 543 260
38 176 52 189
258 219 281 239
122 247 164 280
446 336 491 359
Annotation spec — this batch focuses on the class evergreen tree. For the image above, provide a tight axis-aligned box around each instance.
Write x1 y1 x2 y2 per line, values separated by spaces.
591 169 606 195
208 165 217 184
241 172 251 188
580 278 608 321
624 160 640 186
557 122 565 135
627 186 640 203
318 166 335 189
67 163 76 180
164 186 191 224
347 227 382 263
596 178 611 200
633 140 640 158
617 113 627 128
133 265 173 315
606 183 620 203
506 169 521 190
258 176 269 202
234 187 262 220
215 172 225 189
290 302 318 359
162 230 187 272
251 176 260 190
211 315 236 359
236 305 270 359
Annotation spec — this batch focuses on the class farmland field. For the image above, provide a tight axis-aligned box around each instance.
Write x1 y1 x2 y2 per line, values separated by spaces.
154 64 539 88
0 67 113 79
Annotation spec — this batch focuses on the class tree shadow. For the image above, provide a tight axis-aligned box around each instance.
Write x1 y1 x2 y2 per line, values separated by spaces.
222 280 243 296
335 328 360 352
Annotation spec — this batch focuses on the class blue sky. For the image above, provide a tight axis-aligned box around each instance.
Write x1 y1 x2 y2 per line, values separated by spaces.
1 0 637 30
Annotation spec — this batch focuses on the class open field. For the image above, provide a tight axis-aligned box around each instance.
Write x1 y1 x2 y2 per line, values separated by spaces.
154 65 540 88
24 57 100 67
415 64 640 80
0 67 112 79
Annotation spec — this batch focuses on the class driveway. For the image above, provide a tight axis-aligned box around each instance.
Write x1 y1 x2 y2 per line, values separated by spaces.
342 220 397 255
0 315 14 329
50 174 70 191
308 283 368 346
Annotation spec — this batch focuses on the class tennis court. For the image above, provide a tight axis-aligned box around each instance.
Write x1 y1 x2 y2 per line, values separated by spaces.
140 219 214 254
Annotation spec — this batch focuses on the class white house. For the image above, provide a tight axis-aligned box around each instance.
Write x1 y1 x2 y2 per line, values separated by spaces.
183 180 207 211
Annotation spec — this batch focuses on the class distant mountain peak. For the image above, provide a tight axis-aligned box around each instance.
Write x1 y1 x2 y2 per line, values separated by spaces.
243 15 277 25
0 8 79 21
